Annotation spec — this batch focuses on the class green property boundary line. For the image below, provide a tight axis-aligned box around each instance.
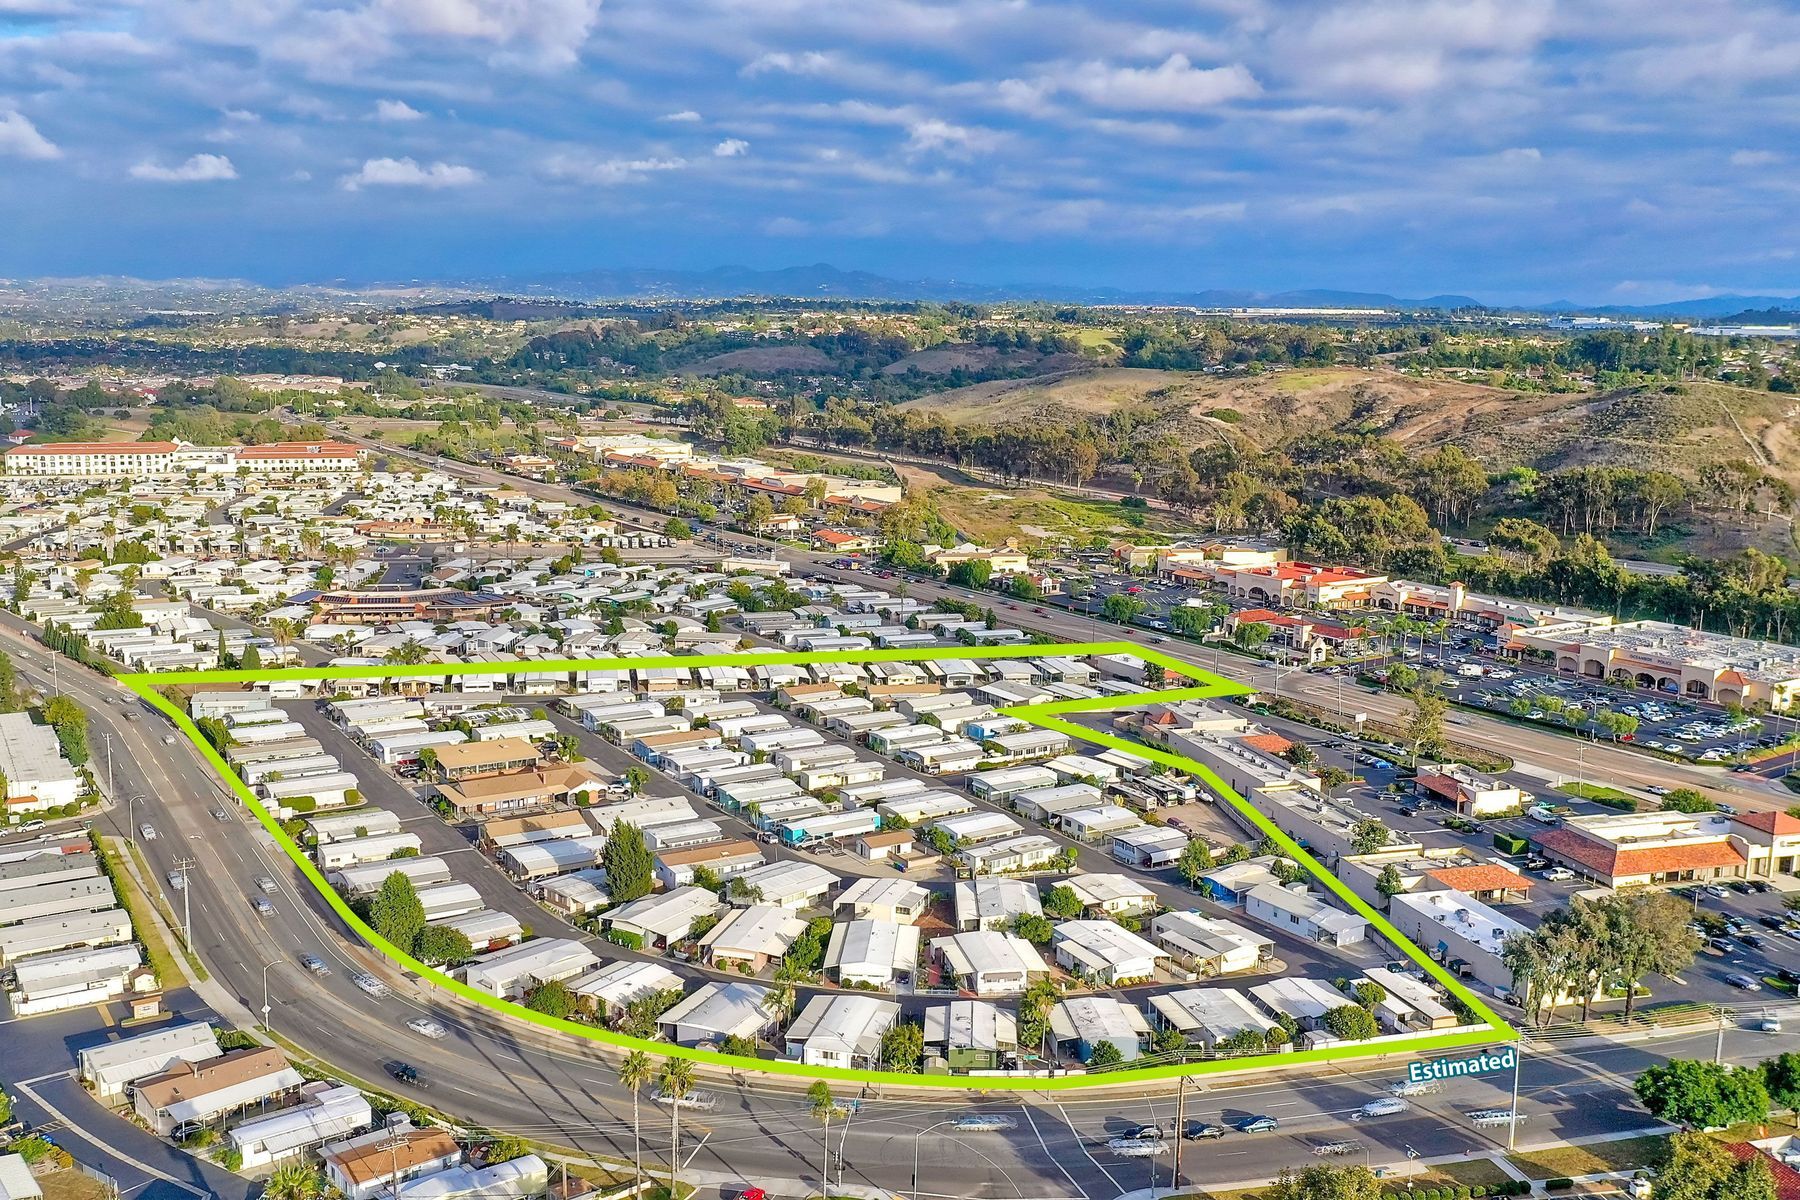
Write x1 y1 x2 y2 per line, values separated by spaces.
121 640 1516 1090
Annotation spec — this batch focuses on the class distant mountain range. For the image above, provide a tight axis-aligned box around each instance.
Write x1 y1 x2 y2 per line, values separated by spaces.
493 262 1486 310
7 264 1800 321
483 263 1800 320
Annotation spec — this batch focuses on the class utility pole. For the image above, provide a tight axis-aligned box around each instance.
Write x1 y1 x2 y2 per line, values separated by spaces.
1508 1043 1524 1152
1716 1005 1729 1065
1171 1075 1189 1192
102 732 113 800
174 857 195 949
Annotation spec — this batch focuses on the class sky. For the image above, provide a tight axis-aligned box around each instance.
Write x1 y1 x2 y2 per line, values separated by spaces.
1 0 1798 303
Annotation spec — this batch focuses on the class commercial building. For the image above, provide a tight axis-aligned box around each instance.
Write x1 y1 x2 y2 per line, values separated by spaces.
1531 810 1747 888
1411 767 1531 819
1387 889 1525 991
0 712 82 812
1 439 363 478
1508 618 1800 708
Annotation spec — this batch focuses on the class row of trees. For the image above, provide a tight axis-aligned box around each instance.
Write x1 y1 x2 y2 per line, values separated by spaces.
1500 891 1698 1024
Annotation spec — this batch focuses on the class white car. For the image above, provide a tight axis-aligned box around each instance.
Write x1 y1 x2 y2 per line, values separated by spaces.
406 1017 448 1040
166 870 185 890
351 972 389 998
140 823 158 841
1540 867 1576 882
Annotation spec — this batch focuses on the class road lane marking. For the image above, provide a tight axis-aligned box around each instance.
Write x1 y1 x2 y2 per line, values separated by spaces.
1019 1106 1087 1200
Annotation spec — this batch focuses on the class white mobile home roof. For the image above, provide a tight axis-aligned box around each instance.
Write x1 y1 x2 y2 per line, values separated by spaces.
571 959 683 1010
499 835 608 879
264 772 360 801
305 809 404 844
415 883 485 920
461 938 600 997
838 777 927 806
0 877 116 926
78 1021 221 1095
968 765 1059 797
953 878 1042 929
825 919 921 982
658 980 771 1045
877 791 975 824
586 795 696 834
731 859 839 907
315 832 422 870
241 754 342 785
12 942 141 992
431 909 523 945
930 811 1022 844
0 907 131 962
1149 987 1277 1039
331 856 452 894
607 886 724 942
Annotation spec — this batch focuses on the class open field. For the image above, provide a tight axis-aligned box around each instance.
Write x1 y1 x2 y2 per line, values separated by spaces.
1507 1135 1667 1178
893 461 1191 543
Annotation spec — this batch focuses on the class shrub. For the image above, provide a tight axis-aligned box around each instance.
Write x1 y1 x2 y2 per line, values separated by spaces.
606 929 645 950
1546 1181 1574 1193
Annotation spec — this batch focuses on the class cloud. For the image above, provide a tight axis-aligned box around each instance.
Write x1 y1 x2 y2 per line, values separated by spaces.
374 98 426 121
541 152 687 185
129 153 237 181
0 110 60 160
659 110 702 123
1057 55 1261 112
1731 149 1780 168
904 118 1002 156
713 138 749 157
741 50 835 77
340 156 481 189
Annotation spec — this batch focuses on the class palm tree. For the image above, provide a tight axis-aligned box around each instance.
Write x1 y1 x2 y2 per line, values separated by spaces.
262 1163 325 1200
386 637 430 665
807 1080 840 1194
619 1051 653 1193
766 981 796 1042
659 1057 695 1193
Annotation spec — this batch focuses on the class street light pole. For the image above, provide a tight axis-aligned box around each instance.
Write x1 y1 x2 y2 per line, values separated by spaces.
911 1121 949 1200
261 960 287 1030
174 857 194 949
1508 1042 1524 1152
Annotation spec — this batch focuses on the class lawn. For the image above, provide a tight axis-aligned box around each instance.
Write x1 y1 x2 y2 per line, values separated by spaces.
39 1171 111 1200
1075 328 1119 353
1556 782 1639 806
116 837 207 983
1508 1135 1667 1178
920 482 1187 545
101 835 186 987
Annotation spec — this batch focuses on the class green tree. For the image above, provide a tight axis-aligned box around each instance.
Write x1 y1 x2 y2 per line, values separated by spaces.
41 694 89 766
1763 1050 1800 1125
1403 688 1447 764
1264 1164 1384 1200
368 871 425 955
1086 1040 1124 1068
604 820 654 903
1232 620 1272 651
664 517 693 540
1102 592 1148 624
1012 913 1056 944
413 925 472 966
260 1163 327 1200
1375 863 1405 903
483 1136 530 1165
879 1021 924 1072
1350 818 1391 854
1316 764 1352 794
1653 1131 1747 1200
1177 839 1215 887
1598 890 1701 1020
1660 788 1717 814
1634 1059 1769 1129
1042 885 1083 919
1321 1005 1379 1041
524 978 577 1019
624 765 651 792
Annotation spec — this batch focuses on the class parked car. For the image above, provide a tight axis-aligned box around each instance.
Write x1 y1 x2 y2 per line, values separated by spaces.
1540 867 1576 882
1726 973 1763 992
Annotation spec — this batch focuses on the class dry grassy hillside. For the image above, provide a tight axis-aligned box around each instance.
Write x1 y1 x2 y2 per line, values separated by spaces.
900 365 1800 489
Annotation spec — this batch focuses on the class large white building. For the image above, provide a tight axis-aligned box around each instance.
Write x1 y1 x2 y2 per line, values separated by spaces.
2 439 364 479
0 712 82 813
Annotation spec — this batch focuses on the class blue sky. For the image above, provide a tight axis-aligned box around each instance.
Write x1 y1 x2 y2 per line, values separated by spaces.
1 0 1796 303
